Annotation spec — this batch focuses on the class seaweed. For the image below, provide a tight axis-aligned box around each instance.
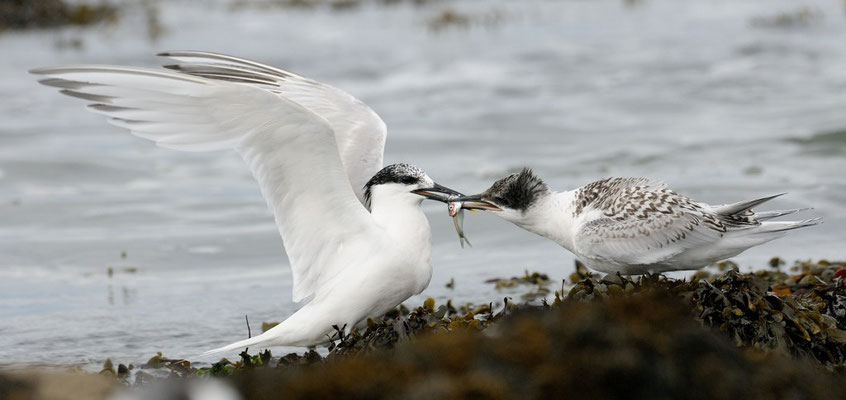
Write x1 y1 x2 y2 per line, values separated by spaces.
562 260 846 369
220 275 846 400
0 0 118 31
0 374 33 400
750 7 824 29
20 259 846 399
324 296 500 357
118 261 846 379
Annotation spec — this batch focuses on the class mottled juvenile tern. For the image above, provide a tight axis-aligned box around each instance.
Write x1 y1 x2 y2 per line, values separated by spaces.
31 52 461 357
455 169 819 275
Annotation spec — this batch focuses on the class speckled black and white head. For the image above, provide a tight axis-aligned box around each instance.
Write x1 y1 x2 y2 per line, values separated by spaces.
363 163 461 211
455 168 549 217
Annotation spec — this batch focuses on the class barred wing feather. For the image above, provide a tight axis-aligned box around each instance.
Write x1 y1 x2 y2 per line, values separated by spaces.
572 179 723 266
574 208 722 266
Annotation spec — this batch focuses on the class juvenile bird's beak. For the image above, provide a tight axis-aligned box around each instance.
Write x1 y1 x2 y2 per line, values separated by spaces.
412 183 463 203
452 194 503 212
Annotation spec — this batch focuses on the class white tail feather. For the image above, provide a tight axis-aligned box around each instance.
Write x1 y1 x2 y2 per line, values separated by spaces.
198 334 271 360
753 208 812 221
753 218 822 234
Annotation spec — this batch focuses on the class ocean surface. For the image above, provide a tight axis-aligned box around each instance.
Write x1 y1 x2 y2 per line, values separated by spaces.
1 0 845 370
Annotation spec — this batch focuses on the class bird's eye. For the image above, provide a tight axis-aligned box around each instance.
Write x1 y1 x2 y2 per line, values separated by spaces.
400 176 419 185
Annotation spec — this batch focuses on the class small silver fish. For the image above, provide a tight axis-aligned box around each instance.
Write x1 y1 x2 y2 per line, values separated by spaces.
448 200 471 248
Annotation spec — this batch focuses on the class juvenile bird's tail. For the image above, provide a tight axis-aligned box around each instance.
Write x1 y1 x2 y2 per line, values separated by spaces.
753 208 812 221
753 218 822 234
714 193 786 217
715 194 819 232
721 217 821 253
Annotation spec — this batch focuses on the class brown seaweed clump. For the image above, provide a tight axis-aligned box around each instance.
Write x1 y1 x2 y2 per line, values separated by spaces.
0 0 117 31
114 260 845 400
228 290 846 400
695 267 846 367
564 260 846 369
9 259 843 400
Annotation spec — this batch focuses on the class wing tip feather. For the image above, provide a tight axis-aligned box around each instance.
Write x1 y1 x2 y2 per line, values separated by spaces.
157 50 200 57
59 89 114 103
30 66 67 75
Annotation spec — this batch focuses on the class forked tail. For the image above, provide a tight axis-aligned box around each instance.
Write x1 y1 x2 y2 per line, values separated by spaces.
715 194 819 230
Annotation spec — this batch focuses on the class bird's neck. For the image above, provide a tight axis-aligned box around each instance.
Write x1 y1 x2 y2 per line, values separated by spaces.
512 191 579 251
369 194 433 264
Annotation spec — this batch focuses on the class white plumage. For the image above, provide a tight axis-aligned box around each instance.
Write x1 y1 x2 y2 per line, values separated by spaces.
32 52 458 357
456 169 820 275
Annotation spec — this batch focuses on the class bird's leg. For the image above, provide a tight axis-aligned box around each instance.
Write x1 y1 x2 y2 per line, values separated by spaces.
331 324 346 342
239 314 254 367
390 314 411 343
244 314 252 354
496 297 512 318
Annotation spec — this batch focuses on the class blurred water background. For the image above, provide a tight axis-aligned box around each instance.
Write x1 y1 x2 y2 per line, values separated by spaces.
1 0 845 370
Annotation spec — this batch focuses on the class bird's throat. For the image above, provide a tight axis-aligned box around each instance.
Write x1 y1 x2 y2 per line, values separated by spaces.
513 192 579 251
370 195 432 252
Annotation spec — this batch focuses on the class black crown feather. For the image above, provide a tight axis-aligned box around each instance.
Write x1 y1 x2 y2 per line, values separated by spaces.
483 168 549 211
363 163 425 210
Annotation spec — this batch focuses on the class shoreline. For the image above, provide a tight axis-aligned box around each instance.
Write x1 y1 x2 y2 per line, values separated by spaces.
2 259 844 399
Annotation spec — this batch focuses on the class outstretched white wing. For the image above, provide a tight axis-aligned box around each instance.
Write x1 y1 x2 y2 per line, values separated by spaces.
31 65 378 302
156 51 387 204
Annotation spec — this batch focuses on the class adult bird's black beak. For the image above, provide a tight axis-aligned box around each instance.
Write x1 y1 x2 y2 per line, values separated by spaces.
451 194 503 212
412 183 463 203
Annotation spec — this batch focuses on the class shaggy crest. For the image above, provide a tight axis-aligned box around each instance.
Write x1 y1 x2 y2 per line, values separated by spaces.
483 168 549 211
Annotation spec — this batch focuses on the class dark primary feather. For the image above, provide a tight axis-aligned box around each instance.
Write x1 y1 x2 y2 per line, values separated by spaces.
38 78 93 89
158 51 297 79
163 63 282 86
